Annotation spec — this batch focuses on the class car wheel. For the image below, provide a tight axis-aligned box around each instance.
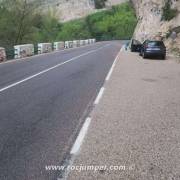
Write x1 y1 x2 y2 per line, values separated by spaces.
143 52 147 59
139 50 143 56
162 55 166 60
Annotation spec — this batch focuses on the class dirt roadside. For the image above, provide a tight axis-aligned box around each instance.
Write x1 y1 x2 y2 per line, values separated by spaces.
67 51 180 180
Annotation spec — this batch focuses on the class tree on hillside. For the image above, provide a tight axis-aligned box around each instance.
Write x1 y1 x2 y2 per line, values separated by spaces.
0 0 42 47
57 20 91 41
33 10 62 43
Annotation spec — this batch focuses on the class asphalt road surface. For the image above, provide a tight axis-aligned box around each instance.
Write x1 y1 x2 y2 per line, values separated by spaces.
0 41 122 180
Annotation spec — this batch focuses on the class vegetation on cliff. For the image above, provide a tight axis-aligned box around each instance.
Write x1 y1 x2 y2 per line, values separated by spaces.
0 0 137 52
58 2 137 41
162 0 178 21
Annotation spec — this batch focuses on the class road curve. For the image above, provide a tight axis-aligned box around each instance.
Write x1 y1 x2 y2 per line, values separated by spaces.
0 41 122 180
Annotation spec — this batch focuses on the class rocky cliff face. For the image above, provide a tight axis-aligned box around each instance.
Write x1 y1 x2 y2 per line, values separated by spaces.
43 0 179 55
42 0 95 22
43 0 126 22
131 0 180 55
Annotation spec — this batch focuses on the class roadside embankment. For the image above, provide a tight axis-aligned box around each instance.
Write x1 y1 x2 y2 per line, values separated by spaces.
68 50 180 179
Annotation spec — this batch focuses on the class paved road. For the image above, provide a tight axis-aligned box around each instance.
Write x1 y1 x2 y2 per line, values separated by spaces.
0 41 122 180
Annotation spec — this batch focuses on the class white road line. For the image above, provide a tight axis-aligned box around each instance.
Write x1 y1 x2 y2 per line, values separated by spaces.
94 87 105 105
65 44 122 177
70 117 92 155
105 47 121 81
0 45 110 93
120 45 126 52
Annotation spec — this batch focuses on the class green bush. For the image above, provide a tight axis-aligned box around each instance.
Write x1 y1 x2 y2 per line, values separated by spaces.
32 13 62 43
86 2 137 40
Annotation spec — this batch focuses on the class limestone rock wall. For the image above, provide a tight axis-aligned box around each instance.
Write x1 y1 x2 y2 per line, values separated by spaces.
131 0 180 55
42 0 127 22
43 0 95 22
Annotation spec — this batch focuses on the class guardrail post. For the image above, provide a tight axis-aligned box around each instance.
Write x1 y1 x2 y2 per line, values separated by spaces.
54 42 65 51
73 40 78 48
14 44 34 59
38 43 52 54
0 47 6 62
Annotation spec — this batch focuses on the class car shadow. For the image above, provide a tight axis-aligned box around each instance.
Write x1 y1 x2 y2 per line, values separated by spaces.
146 57 166 60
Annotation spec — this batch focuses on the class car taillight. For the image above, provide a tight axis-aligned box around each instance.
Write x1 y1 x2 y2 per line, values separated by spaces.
145 44 148 48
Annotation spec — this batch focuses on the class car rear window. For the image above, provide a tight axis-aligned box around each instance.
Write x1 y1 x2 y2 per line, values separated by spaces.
148 41 164 46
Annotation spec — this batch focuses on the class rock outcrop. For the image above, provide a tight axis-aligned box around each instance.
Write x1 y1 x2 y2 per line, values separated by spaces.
42 0 95 22
131 0 180 55
42 0 126 22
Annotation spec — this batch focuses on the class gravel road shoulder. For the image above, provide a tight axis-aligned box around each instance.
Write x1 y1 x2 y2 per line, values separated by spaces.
68 51 180 180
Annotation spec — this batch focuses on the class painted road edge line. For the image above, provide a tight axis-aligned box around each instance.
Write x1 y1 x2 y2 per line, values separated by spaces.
105 46 122 82
63 44 122 179
70 117 92 155
94 87 105 105
0 44 109 93
120 44 126 52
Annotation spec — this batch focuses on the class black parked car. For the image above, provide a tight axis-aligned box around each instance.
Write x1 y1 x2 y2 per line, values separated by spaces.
140 40 166 60
130 39 142 52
